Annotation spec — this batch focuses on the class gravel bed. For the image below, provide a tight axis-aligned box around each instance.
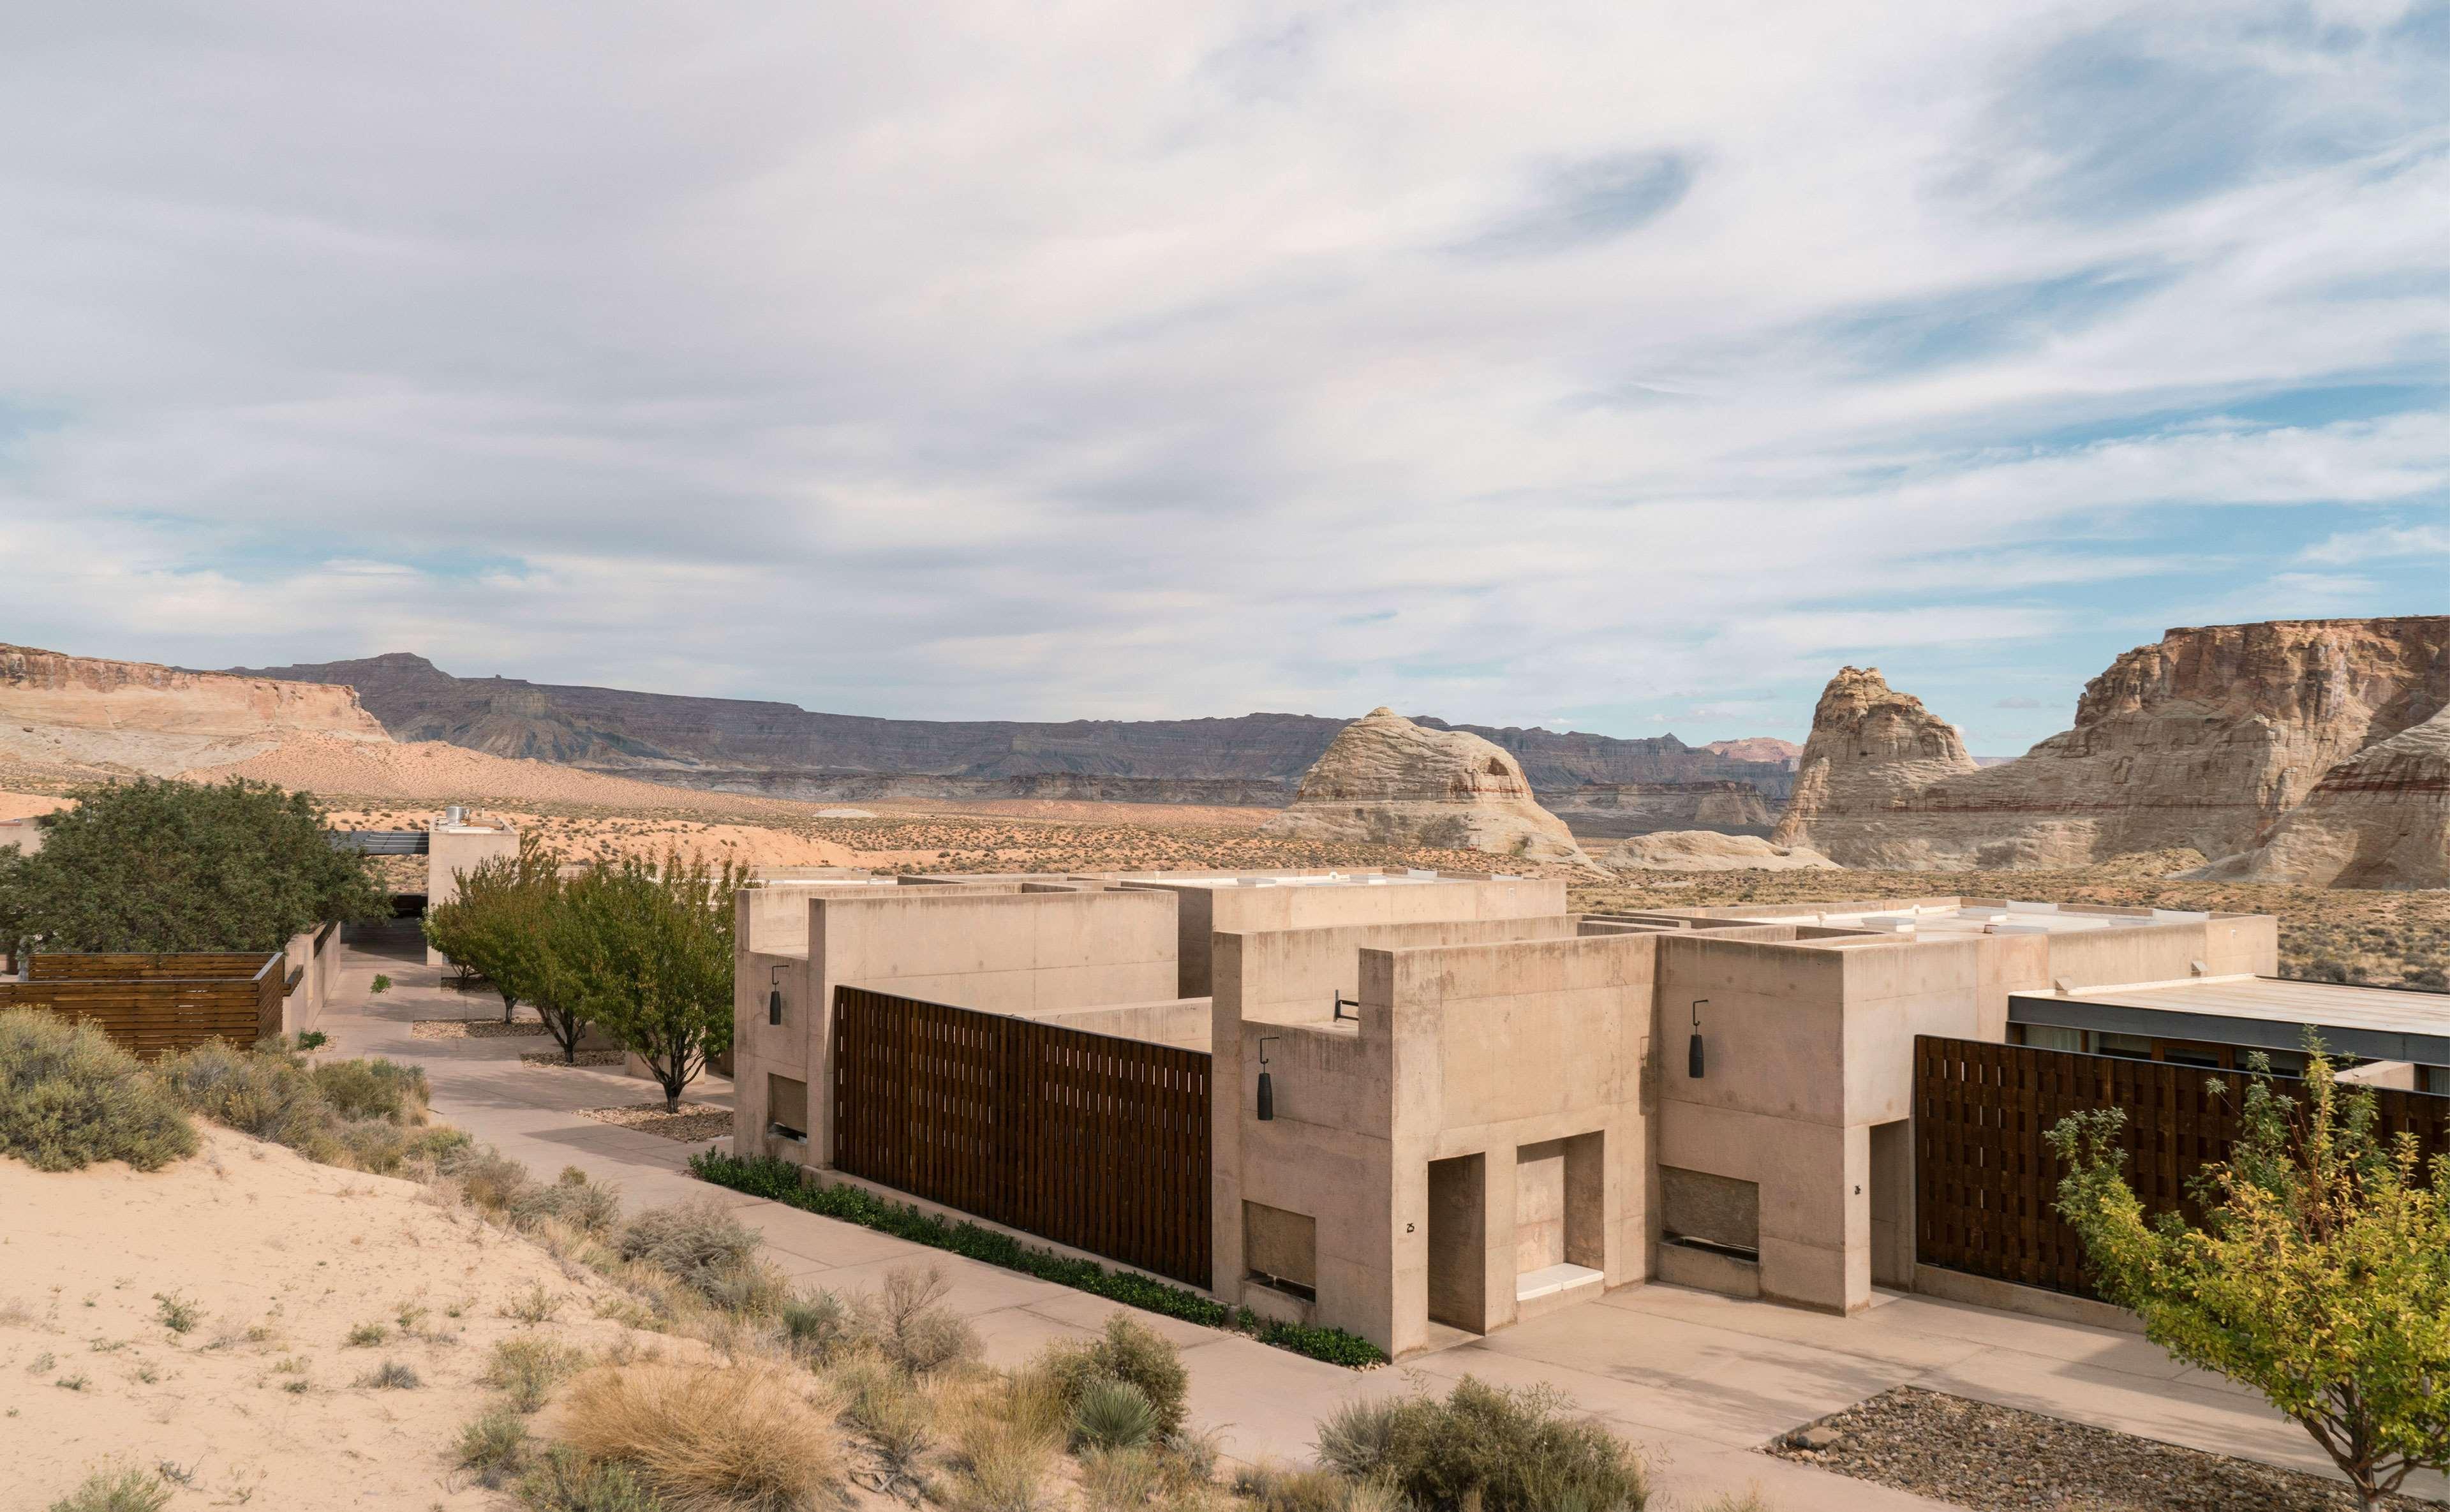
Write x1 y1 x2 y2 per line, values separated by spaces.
412 1018 547 1039
574 1102 732 1142
519 1049 628 1067
1768 1386 2438 1511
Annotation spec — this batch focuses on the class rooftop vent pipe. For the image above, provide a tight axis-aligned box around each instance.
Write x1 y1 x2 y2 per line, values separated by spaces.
444 804 466 827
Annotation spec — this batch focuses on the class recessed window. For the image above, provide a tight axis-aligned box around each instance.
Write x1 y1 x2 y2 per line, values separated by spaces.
768 1074 808 1143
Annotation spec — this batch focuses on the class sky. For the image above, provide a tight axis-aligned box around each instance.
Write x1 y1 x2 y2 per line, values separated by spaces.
1 1 2443 755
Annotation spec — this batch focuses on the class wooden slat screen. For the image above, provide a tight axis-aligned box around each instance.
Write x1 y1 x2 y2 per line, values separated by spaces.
1 953 283 1058
1915 1035 2450 1299
833 986 1212 1287
27 952 275 982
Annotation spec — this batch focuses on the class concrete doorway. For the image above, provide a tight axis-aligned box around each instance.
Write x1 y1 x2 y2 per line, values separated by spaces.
1869 1118 1912 1287
1426 1153 1487 1332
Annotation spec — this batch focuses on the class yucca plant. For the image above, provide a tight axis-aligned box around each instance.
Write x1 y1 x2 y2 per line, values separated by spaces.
1070 1377 1158 1451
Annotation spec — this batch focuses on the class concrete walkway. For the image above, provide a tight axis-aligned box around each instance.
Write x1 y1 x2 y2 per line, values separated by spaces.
320 924 2433 1511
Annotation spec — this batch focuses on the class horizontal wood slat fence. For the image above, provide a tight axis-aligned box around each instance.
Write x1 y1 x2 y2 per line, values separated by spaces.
1915 1035 2450 1299
0 953 283 1058
833 986 1212 1287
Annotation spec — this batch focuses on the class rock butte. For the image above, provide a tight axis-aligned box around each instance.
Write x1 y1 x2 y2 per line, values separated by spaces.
1261 707 1591 864
1772 616 2450 887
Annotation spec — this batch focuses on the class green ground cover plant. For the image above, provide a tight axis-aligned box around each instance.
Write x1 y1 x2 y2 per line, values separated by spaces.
688 1149 1389 1368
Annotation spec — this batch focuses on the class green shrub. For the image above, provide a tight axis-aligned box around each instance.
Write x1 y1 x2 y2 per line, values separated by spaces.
370 975 392 995
152 1292 200 1335
514 1445 665 1512
309 1058 427 1122
45 1461 171 1512
154 1041 320 1146
1070 1378 1158 1451
294 1030 329 1051
345 1321 388 1347
0 1010 197 1173
689 1150 1389 1368
1043 1314 1188 1437
1315 1377 1646 1512
457 1407 531 1488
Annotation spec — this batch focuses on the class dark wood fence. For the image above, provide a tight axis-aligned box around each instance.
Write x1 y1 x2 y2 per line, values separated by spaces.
833 986 1212 1287
1915 1035 2450 1298
0 953 283 1058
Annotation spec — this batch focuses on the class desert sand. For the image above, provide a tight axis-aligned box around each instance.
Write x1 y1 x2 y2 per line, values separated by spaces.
0 1125 675 1510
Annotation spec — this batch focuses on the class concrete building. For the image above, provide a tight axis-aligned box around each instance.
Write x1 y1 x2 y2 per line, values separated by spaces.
424 810 519 965
728 877 2437 1357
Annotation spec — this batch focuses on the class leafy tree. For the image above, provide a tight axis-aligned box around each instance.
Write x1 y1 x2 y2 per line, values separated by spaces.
0 778 387 955
422 836 562 1023
2050 1049 2450 1509
553 852 742 1111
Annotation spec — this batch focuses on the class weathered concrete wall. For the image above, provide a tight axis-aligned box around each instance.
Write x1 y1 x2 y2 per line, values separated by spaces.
1213 915 1579 1033
424 820 519 965
1129 874 1566 997
732 888 1179 1164
1016 996 1214 1050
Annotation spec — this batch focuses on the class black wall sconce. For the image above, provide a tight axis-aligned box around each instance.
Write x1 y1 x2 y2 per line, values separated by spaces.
1688 998 1709 1079
768 964 787 1026
1257 1035 1279 1121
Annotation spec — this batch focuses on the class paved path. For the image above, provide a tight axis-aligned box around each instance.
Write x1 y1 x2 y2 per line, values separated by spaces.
322 924 2436 1511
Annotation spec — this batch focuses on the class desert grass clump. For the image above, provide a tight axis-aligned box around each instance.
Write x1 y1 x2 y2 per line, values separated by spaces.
1231 1464 1358 1512
345 1320 389 1347
852 1264 980 1376
0 1009 197 1173
938 1370 1065 1512
834 1352 937 1483
514 1444 665 1512
557 1361 842 1512
512 1167 625 1236
1040 1312 1189 1437
503 1284 566 1325
776 1289 850 1362
359 1358 422 1390
1070 1378 1159 1452
618 1200 762 1296
441 1140 543 1213
457 1407 533 1488
45 1460 172 1512
1314 1377 1646 1512
151 1292 199 1335
488 1335 587 1412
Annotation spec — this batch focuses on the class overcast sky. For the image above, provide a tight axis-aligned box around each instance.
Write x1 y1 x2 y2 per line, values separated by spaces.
2 1 2443 753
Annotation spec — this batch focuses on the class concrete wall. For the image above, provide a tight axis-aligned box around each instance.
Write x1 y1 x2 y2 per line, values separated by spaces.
732 887 1179 1164
1015 997 1214 1050
1126 874 1566 997
279 924 339 1037
1214 915 1580 1032
424 821 519 965
1216 930 1654 1356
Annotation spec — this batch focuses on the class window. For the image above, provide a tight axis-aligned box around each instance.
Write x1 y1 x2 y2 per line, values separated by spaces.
1244 1202 1316 1301
2096 1033 2155 1061
2021 1025 2083 1054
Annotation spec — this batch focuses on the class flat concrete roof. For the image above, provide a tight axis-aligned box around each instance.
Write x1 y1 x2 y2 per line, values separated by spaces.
2014 977 2450 1066
1816 902 2205 937
1157 871 1452 890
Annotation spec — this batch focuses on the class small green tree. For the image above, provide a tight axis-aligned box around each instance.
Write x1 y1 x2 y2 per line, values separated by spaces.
422 836 561 1023
2050 1050 2450 1509
0 778 387 955
554 852 741 1110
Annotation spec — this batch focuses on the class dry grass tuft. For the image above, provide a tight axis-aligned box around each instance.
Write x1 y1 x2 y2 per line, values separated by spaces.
556 1361 842 1511
936 1369 1065 1512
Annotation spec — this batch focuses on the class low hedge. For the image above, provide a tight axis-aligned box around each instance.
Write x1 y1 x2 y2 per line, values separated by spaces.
689 1150 1387 1368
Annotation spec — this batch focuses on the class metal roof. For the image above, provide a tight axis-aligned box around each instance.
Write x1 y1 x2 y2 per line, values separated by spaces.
2012 977 2450 1065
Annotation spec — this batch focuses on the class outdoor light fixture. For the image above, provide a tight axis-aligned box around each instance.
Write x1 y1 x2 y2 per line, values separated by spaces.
1688 999 1709 1080
1257 1035 1279 1121
1332 992 1360 1023
768 964 787 1026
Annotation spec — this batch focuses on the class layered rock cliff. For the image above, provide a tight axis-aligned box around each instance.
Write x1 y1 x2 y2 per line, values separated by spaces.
1 644 390 778
1773 618 2450 878
232 653 1795 806
1261 708 1591 863
2192 704 2450 888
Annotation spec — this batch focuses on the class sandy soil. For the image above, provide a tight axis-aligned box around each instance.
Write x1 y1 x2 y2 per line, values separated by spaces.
0 1126 674 1511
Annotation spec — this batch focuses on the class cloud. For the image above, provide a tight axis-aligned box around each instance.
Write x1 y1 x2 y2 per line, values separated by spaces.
1994 696 2043 709
0 1 2441 733
2299 522 2450 565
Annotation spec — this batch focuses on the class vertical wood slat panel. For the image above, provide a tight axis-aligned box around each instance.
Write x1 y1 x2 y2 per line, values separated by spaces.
831 986 1211 1287
1913 1034 2450 1300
